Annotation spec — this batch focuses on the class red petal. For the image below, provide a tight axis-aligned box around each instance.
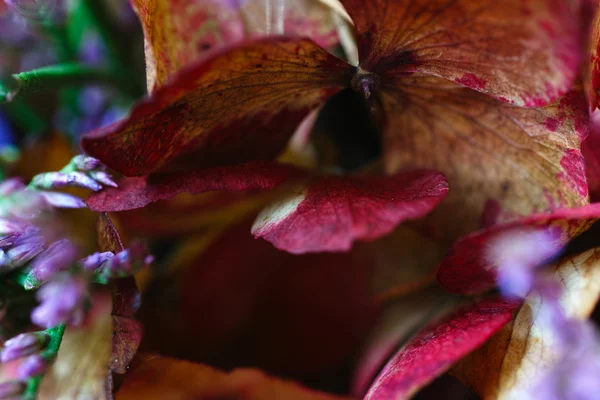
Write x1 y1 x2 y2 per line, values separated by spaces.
383 78 589 247
588 3 600 110
340 0 581 106
351 287 460 397
252 170 448 253
81 38 352 176
85 162 302 212
436 203 600 295
583 111 600 202
363 297 519 400
111 316 143 374
141 219 379 377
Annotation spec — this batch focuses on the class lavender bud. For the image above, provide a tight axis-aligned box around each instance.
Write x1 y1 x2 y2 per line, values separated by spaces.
31 274 88 328
0 250 9 268
0 234 20 248
487 229 561 298
5 0 63 24
0 178 25 196
7 230 44 267
6 191 49 220
1 332 49 363
88 170 118 188
38 191 86 209
0 218 25 235
99 241 153 279
79 251 114 272
69 155 101 172
0 381 25 399
31 171 102 192
24 239 77 290
17 354 48 379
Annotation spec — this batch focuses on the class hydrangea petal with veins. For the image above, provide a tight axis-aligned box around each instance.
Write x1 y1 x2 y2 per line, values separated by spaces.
436 203 600 295
363 297 519 400
340 0 581 106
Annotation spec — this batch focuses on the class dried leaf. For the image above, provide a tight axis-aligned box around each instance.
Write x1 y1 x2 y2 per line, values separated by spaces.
39 292 113 400
384 82 589 246
116 355 352 400
82 38 352 176
341 0 581 106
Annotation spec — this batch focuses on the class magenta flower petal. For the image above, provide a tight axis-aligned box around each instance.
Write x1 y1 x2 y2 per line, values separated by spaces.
363 297 519 400
252 170 448 253
85 161 303 212
437 203 600 295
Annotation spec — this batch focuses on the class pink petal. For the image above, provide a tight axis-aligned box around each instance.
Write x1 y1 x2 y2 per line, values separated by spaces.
85 162 302 212
436 203 600 295
583 111 600 202
252 170 448 254
81 38 352 176
363 297 520 400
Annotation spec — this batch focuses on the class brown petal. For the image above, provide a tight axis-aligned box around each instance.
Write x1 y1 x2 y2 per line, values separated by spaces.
116 355 352 400
340 0 582 106
383 77 589 246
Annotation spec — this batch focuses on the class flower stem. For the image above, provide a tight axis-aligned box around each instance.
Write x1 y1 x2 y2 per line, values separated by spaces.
0 64 116 104
23 324 66 400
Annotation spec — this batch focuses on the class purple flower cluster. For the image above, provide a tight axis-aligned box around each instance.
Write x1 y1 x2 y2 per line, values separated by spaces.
0 154 153 394
489 230 600 400
31 273 88 328
0 156 152 328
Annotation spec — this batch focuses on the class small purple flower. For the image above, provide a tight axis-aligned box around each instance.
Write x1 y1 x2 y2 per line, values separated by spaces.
88 170 117 188
24 238 77 289
30 171 103 192
68 155 102 172
487 229 561 298
17 354 48 379
1 332 48 363
0 381 25 399
0 233 20 248
38 191 86 209
6 228 44 268
4 190 49 220
78 33 107 65
0 178 25 196
0 218 26 235
97 241 154 280
5 0 64 25
534 319 600 400
79 251 114 271
30 155 117 193
31 274 88 328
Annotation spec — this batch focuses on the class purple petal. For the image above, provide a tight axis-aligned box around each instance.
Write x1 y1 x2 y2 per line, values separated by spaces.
0 381 25 398
1 332 48 363
17 354 48 379
39 192 86 209
31 172 102 192
25 239 77 289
